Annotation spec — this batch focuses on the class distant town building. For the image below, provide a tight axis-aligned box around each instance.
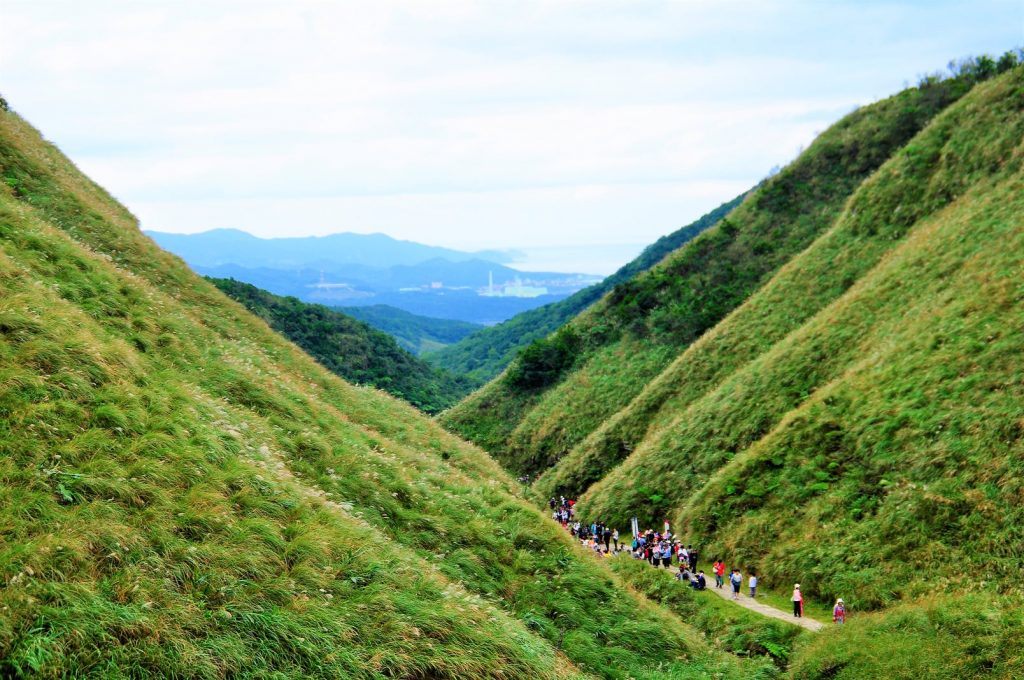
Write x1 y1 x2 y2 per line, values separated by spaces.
480 271 549 298
503 283 548 297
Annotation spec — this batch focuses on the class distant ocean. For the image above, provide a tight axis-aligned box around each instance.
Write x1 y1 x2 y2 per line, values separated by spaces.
506 243 646 276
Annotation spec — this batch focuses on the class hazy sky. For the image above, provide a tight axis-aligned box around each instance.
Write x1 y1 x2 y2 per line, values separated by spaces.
2 1 1021 252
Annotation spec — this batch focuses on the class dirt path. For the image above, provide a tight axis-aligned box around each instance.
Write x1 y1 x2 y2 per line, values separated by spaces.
706 580 824 632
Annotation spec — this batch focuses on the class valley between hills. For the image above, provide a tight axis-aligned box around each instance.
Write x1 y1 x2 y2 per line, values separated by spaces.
2 51 1024 679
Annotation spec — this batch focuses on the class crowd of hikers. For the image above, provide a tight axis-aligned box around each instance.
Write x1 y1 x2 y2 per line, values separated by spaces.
549 496 848 624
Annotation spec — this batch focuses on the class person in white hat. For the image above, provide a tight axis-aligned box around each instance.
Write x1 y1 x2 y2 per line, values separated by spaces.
792 584 803 618
833 597 846 624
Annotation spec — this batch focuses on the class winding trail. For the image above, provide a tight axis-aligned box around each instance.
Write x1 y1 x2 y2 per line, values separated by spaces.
704 581 824 631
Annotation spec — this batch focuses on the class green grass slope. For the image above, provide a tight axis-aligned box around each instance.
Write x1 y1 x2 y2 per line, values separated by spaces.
0 103 768 678
531 63 1006 503
443 70 977 478
789 595 1024 679
339 303 482 356
426 194 744 384
208 278 473 414
577 65 1024 611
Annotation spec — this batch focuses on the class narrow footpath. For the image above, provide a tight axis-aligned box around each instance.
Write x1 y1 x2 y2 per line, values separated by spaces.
704 581 824 632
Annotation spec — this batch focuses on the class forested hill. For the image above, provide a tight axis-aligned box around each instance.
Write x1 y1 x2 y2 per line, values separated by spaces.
339 303 482 355
209 278 473 413
425 191 746 384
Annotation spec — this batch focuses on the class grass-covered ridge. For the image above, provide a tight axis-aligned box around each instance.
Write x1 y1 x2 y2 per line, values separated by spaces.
0 103 767 678
209 278 474 413
575 64 1024 609
443 66 980 480
425 193 744 385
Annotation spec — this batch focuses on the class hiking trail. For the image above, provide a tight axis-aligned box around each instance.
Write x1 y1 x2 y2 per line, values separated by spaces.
704 580 824 631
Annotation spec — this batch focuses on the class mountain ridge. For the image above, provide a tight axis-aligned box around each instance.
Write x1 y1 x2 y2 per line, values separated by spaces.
145 227 519 268
441 66 981 473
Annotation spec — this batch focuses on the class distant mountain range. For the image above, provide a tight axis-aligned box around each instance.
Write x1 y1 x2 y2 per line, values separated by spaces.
145 228 520 269
148 228 603 324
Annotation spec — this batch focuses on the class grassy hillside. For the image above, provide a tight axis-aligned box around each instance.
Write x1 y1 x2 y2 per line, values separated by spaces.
574 63 1024 610
425 193 744 384
442 69 979 477
789 596 1024 679
0 102 771 678
530 62 1010 503
339 303 482 355
208 278 473 413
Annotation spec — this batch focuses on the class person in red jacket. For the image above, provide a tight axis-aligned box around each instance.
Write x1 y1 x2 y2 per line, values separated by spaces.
712 559 726 589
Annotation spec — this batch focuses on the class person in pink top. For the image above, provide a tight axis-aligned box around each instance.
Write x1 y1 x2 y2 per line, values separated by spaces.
792 584 804 618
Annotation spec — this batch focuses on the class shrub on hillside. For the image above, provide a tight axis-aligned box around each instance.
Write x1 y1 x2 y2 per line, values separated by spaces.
505 327 582 389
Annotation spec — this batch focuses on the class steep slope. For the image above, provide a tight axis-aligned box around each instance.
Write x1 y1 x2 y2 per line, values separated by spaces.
442 71 978 476
208 278 473 413
426 193 744 384
0 105 767 678
576 64 1024 609
339 303 481 355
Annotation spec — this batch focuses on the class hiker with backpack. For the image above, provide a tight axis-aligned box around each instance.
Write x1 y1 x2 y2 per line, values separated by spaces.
792 584 804 618
730 569 742 600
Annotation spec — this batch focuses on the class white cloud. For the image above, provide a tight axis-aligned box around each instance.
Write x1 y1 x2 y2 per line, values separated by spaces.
1 0 1020 255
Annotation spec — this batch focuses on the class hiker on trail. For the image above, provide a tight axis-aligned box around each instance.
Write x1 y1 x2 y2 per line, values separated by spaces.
680 545 689 566
713 560 725 589
730 569 742 600
677 564 692 583
612 528 619 551
833 598 846 624
748 572 757 598
549 497 556 511
792 584 804 618
691 570 707 591
688 546 699 572
603 526 612 552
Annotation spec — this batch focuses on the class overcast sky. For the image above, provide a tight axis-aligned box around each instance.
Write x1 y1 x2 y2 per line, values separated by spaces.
2 1 1021 253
